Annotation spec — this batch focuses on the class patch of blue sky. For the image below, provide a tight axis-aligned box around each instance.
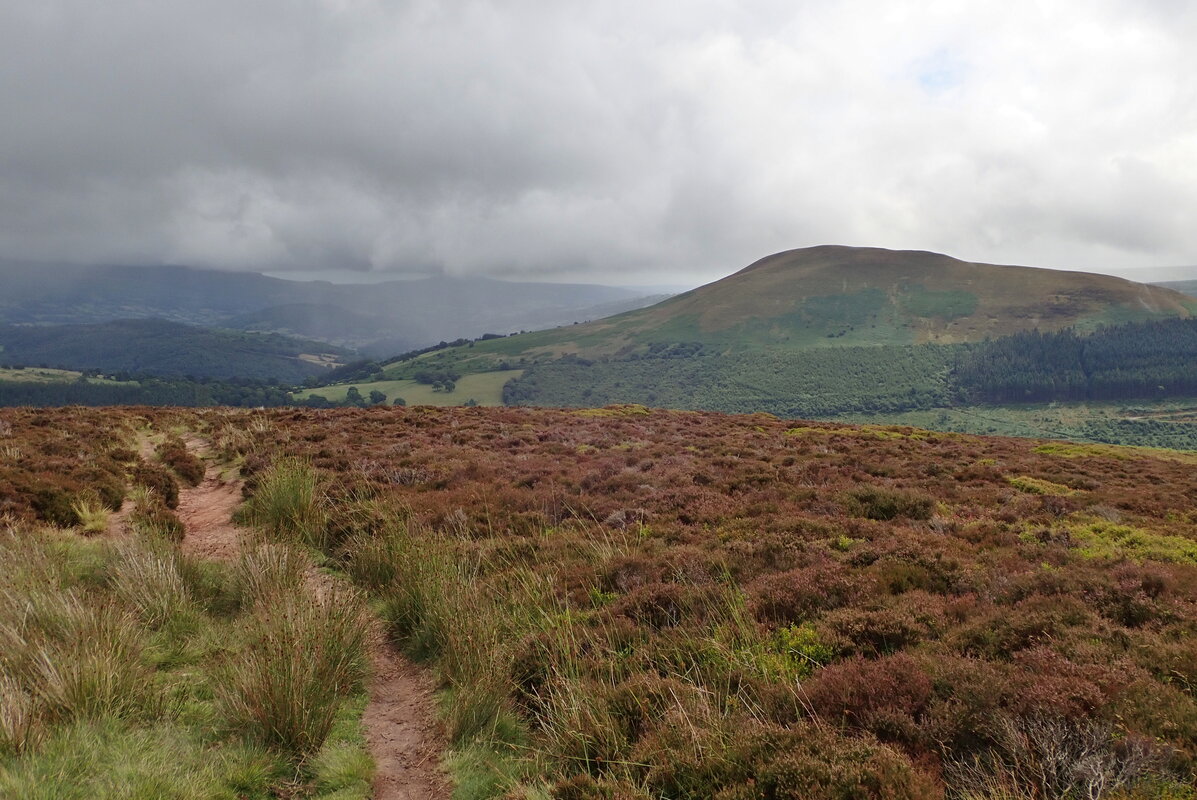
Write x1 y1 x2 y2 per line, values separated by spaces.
913 48 968 95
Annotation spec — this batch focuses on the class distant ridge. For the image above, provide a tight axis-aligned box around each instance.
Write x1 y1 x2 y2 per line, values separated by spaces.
407 245 1197 367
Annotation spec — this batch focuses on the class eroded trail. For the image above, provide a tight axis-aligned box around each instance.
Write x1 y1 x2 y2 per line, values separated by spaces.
365 638 450 800
175 468 243 560
173 438 450 800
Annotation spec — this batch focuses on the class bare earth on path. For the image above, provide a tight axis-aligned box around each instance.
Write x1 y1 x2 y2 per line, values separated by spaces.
365 631 452 800
172 438 450 799
175 468 244 561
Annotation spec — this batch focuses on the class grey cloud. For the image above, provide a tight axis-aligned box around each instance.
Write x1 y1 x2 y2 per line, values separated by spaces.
1 0 1195 283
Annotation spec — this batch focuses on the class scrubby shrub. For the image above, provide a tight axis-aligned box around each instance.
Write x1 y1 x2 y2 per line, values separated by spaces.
132 463 180 509
642 723 940 800
945 714 1174 800
132 504 185 542
31 485 81 527
158 438 205 487
803 653 933 746
749 563 858 624
841 487 935 521
819 605 930 655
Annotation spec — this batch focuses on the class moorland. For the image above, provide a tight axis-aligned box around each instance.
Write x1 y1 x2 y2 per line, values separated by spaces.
2 404 1196 799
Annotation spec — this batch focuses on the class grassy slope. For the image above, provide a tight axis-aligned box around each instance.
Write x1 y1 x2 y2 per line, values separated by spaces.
294 369 523 406
0 366 130 385
379 246 1197 379
362 248 1197 433
834 399 1197 451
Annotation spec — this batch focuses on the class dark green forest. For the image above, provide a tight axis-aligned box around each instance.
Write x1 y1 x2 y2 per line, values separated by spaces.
953 318 1197 403
0 319 348 382
0 375 296 407
504 318 1197 419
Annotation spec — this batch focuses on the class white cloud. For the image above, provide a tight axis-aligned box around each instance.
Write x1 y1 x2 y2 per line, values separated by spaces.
0 0 1194 283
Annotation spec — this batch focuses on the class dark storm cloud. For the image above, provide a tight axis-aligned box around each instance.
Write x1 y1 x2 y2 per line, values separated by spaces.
1 0 1195 283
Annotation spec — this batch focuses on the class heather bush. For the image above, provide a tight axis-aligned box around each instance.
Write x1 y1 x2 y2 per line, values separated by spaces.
803 653 933 746
157 437 205 487
748 562 858 624
131 462 180 509
841 486 935 521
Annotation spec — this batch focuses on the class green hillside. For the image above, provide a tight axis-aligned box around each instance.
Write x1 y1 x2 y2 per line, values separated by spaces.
375 246 1197 383
292 247 1197 450
1159 279 1197 299
0 319 349 382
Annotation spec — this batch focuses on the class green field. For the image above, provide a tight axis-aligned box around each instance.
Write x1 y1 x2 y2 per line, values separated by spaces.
833 400 1197 450
0 366 129 385
294 369 523 406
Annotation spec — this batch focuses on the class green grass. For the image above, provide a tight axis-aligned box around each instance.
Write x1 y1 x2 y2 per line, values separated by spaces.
0 720 283 800
295 370 523 407
1069 519 1197 565
1005 475 1075 495
834 400 1197 452
1 473 372 796
0 367 129 385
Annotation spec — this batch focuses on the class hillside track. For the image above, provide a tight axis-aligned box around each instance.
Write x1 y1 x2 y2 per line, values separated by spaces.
175 435 449 800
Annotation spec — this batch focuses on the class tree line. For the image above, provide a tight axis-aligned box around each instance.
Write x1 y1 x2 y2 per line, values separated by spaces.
952 318 1197 403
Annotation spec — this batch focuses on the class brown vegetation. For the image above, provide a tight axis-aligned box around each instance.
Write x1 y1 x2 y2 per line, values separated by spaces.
2 404 1196 798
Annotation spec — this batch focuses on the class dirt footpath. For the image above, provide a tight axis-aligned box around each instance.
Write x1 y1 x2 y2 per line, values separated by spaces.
175 439 450 800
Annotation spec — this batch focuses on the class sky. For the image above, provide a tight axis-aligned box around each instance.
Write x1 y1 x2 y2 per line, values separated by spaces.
2 0 1196 286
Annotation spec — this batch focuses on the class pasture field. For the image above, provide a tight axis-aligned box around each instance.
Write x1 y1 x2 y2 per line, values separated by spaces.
0 366 129 385
293 369 522 407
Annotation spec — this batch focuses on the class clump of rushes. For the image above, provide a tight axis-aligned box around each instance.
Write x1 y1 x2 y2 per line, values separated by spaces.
109 540 197 630
0 585 156 748
157 437 206 487
70 495 110 535
232 543 309 609
217 579 368 758
241 459 328 550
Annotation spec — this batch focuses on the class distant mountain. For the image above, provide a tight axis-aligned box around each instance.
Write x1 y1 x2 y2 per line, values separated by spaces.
316 246 1197 425
0 319 350 382
377 245 1197 372
0 261 665 351
1158 279 1197 299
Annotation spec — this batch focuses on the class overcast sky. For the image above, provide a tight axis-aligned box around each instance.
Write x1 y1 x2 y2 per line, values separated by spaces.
2 0 1195 285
